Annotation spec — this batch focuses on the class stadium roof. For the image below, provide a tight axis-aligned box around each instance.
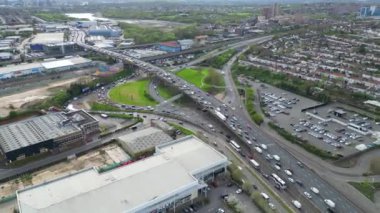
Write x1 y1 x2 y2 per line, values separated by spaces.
17 136 228 213
30 33 64 44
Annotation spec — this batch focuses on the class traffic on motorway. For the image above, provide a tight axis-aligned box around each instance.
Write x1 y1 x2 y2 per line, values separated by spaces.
77 41 361 213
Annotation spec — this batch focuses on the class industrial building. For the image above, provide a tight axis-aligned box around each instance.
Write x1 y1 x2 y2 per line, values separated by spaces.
117 127 173 157
29 33 65 52
16 136 229 213
28 33 79 55
0 56 93 80
73 21 97 28
0 52 13 61
0 110 99 161
178 39 194 50
42 42 79 55
88 25 122 37
158 41 182 53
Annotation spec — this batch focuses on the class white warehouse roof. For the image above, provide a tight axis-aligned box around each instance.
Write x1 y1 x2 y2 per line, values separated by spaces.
0 56 91 76
0 62 42 75
17 136 228 213
30 33 64 44
364 100 380 108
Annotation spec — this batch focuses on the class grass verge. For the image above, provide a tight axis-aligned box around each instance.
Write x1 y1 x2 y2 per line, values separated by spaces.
168 123 195 136
369 157 380 175
245 88 264 125
157 84 178 100
349 181 380 202
91 102 122 112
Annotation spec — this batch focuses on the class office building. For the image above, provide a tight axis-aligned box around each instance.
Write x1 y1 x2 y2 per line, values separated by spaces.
0 110 99 161
16 136 229 213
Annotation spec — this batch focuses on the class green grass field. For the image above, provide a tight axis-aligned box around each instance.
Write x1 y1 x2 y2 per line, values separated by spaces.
176 68 208 88
109 80 157 106
176 68 224 94
157 85 178 100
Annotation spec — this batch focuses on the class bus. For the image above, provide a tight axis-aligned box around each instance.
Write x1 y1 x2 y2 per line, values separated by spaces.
249 159 260 169
271 173 287 189
229 140 241 152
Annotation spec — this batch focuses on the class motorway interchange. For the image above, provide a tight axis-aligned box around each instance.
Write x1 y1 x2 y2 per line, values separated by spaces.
76 39 362 213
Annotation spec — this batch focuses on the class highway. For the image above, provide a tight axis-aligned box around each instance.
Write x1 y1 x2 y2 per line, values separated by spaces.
76 38 363 213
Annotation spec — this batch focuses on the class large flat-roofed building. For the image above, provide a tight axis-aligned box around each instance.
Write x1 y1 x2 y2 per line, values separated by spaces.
88 25 122 37
117 127 173 157
0 110 99 161
16 136 229 213
29 33 65 51
0 56 93 80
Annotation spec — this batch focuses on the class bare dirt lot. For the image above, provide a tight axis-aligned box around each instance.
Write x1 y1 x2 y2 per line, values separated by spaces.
0 78 81 117
0 144 129 199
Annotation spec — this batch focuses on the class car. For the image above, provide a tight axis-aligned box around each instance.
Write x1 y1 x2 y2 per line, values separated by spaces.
311 187 319 194
265 154 273 160
273 155 280 161
236 188 242 194
295 180 304 187
297 161 304 168
227 182 233 187
268 203 276 210
260 192 269 200
262 173 269 179
274 165 281 170
292 200 302 209
304 191 312 199
288 177 294 183
284 169 293 176
252 184 258 190
216 208 225 213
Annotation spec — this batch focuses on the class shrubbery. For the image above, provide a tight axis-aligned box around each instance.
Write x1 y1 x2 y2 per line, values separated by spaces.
206 49 237 69
245 88 263 125
250 192 276 213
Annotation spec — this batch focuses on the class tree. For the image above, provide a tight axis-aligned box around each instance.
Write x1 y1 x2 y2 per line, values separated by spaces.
173 25 200 40
242 181 253 194
356 44 367 55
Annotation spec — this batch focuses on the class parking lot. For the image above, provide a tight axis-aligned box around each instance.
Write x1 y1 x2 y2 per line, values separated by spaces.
180 175 262 213
255 82 379 156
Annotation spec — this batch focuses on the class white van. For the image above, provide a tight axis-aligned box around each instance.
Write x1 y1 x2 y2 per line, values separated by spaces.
284 169 293 176
311 187 319 194
260 144 268 150
292 200 302 209
324 199 336 208
260 192 269 200
255 146 263 154
273 155 280 161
